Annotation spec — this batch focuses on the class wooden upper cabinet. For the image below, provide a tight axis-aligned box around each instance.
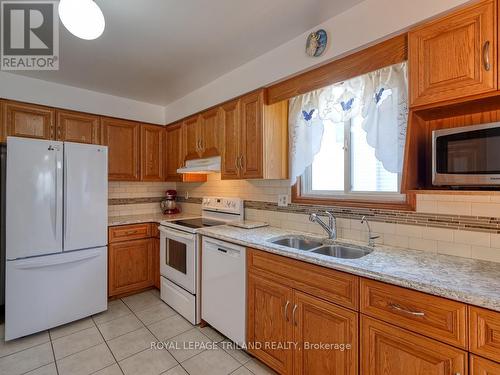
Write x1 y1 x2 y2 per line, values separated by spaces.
293 291 358 375
220 90 288 180
102 117 140 181
56 110 100 144
221 100 241 179
409 0 497 107
165 123 184 181
140 124 165 181
240 90 264 179
199 108 220 158
361 316 467 375
247 272 294 375
1 100 55 142
183 115 201 161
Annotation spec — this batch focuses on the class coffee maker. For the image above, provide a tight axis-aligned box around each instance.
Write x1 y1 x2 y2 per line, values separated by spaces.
161 190 180 214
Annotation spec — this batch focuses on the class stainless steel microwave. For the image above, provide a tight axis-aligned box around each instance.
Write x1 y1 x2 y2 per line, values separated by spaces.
432 122 500 186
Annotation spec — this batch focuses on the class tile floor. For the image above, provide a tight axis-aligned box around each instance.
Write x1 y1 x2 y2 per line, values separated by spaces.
0 289 276 375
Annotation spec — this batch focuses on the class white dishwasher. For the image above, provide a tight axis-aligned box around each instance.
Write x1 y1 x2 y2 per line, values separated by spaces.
202 237 246 345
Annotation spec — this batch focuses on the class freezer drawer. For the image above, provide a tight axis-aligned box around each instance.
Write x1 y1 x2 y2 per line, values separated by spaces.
5 247 107 340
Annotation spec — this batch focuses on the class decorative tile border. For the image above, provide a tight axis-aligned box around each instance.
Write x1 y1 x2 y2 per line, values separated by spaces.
108 197 163 205
245 200 500 234
109 196 500 234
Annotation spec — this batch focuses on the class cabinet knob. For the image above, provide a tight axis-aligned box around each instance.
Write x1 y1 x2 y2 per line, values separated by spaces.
292 304 298 326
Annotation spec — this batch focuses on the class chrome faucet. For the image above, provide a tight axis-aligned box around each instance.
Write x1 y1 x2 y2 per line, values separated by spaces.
361 216 379 247
309 211 337 240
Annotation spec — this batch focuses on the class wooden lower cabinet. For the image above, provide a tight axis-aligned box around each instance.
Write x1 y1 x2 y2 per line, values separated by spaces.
108 238 153 297
361 316 467 375
247 270 358 375
471 355 500 375
293 291 358 375
247 272 294 375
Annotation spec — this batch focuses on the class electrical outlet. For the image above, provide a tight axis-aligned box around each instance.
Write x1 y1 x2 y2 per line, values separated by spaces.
278 194 288 207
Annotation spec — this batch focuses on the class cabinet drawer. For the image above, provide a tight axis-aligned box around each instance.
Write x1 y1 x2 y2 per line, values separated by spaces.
109 223 151 243
247 248 358 310
361 316 468 375
360 278 467 348
470 306 500 363
471 355 500 375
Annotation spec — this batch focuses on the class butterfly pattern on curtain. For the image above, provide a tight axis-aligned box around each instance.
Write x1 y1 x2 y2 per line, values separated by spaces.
288 61 408 185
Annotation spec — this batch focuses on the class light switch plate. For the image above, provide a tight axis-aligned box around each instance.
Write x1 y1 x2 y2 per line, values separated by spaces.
278 194 288 207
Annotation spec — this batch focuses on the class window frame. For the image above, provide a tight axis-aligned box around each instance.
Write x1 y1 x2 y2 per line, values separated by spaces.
300 117 406 202
292 114 414 211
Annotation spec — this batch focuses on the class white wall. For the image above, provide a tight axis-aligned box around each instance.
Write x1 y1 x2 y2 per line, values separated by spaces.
164 0 471 123
0 72 166 124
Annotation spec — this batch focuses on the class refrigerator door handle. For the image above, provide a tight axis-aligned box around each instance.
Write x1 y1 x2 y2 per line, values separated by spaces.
63 152 68 243
55 147 63 246
51 151 58 239
12 249 102 270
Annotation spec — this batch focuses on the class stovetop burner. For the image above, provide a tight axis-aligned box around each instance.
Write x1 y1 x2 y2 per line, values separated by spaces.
169 218 226 229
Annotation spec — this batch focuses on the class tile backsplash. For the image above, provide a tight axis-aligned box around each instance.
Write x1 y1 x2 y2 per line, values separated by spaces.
109 175 500 263
108 181 175 216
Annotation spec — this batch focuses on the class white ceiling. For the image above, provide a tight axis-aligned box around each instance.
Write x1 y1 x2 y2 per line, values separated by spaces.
17 0 364 105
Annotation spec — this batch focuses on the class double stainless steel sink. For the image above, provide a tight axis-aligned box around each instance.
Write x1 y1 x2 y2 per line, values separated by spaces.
269 235 373 259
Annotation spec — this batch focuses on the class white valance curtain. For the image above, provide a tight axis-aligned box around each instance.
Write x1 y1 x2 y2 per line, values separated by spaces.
288 61 408 185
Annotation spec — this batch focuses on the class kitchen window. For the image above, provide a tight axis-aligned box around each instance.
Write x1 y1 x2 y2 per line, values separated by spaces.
290 62 409 205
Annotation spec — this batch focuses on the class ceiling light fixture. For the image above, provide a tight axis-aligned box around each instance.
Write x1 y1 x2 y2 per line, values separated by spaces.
58 0 105 40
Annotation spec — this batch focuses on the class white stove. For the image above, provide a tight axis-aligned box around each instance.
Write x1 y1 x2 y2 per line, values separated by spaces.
158 197 243 324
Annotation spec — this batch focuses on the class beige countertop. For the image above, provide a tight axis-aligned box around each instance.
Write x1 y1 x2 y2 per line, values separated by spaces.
198 225 500 312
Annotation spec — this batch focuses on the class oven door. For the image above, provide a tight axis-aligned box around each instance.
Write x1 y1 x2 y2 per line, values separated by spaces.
159 226 196 294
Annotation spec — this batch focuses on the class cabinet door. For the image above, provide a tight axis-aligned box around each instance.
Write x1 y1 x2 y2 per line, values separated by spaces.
56 110 100 144
165 123 183 182
361 316 467 375
247 272 293 375
2 101 55 141
140 124 165 181
221 100 241 179
409 0 496 106
240 91 263 179
108 238 153 297
183 115 201 161
293 291 358 375
199 108 220 158
471 355 500 375
102 118 140 181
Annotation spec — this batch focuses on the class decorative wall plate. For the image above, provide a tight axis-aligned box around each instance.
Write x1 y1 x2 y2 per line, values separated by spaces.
306 29 327 57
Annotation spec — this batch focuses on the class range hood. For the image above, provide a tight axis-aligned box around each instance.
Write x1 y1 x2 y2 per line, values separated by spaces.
177 156 221 174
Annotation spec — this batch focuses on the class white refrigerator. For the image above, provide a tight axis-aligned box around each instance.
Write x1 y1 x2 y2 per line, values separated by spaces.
5 137 108 340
